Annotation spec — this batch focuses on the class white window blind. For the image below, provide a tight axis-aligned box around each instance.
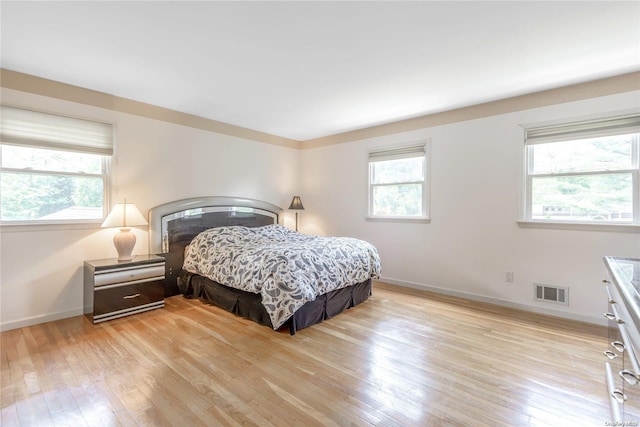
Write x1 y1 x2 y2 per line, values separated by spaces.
0 105 113 155
368 144 426 162
525 114 640 145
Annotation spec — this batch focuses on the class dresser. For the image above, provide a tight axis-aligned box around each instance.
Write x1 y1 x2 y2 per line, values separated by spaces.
603 256 640 423
84 255 165 323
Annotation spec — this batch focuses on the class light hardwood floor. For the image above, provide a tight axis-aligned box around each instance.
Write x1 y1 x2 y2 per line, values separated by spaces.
1 282 610 427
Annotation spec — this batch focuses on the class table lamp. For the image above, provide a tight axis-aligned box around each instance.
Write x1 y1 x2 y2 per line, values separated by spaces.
102 199 148 261
288 196 305 231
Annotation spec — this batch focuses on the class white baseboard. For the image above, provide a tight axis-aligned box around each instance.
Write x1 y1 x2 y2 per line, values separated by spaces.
376 276 606 327
0 308 84 332
1 278 605 332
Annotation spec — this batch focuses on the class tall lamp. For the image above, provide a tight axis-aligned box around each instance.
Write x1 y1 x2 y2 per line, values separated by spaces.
288 196 305 232
102 199 148 261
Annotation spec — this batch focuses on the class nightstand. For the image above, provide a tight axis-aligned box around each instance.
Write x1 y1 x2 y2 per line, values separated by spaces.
84 255 165 323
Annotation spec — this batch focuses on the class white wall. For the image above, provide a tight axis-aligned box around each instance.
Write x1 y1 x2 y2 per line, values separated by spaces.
300 91 640 324
0 88 300 330
2 86 639 330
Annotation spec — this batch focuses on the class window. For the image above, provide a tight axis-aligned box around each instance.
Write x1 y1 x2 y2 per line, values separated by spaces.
523 114 640 225
368 142 429 220
1 106 113 223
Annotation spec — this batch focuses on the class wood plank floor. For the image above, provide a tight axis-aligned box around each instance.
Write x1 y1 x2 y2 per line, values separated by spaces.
1 282 610 427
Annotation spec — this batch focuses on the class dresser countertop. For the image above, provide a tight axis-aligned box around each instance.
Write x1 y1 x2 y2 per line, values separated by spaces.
85 254 165 270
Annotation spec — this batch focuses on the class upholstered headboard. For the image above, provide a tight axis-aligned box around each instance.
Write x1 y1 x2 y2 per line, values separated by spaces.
148 196 283 296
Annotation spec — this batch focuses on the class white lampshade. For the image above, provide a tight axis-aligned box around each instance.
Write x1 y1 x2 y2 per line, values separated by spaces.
102 201 147 261
102 202 148 228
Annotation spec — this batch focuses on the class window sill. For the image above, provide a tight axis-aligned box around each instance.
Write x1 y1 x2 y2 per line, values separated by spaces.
0 220 106 233
517 220 640 233
366 216 431 224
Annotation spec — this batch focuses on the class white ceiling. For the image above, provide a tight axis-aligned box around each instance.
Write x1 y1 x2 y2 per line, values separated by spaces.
1 1 639 141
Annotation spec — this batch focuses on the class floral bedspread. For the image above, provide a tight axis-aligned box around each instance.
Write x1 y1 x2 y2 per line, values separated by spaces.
182 224 381 329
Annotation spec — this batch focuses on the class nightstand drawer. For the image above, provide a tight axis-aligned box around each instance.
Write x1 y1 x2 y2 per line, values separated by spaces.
93 280 164 321
94 264 165 287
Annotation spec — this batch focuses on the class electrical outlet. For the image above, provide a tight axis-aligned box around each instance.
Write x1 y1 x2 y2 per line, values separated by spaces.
505 272 514 282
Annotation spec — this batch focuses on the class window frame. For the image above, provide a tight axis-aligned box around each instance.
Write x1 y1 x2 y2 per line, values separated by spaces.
366 141 431 222
521 114 640 230
0 105 113 226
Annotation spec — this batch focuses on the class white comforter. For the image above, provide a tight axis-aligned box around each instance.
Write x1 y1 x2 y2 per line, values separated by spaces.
182 224 381 329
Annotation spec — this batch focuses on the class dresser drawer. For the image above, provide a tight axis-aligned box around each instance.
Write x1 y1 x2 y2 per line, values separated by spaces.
94 264 165 287
93 279 164 322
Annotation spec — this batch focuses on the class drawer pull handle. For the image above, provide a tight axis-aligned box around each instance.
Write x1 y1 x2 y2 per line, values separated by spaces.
604 313 624 323
620 369 639 386
611 389 627 404
123 293 141 300
612 341 626 353
604 312 616 320
604 350 618 360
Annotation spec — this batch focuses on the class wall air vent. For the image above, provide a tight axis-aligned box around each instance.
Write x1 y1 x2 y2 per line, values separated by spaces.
534 283 569 305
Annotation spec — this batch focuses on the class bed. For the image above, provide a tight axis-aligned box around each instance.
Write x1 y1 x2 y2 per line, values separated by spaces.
148 196 381 334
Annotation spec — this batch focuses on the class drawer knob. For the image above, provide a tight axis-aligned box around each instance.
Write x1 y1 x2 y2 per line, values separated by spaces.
123 293 141 300
603 279 611 284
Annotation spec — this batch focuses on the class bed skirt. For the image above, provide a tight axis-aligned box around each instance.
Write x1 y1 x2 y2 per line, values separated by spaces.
177 271 372 335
